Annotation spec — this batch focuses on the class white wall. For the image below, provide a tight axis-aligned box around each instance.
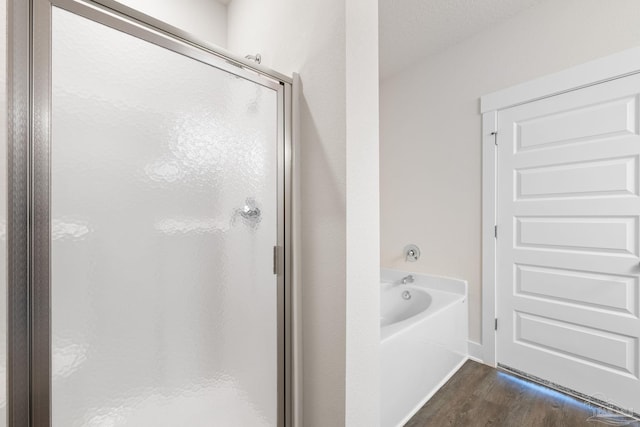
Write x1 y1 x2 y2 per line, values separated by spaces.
228 1 380 426
116 0 228 48
344 0 379 425
226 0 284 68
380 0 640 350
228 3 348 424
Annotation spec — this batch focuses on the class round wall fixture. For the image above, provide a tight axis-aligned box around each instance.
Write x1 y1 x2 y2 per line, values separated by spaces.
404 244 420 262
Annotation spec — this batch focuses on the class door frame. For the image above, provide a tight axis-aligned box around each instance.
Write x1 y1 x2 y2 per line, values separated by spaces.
480 46 640 367
7 0 295 425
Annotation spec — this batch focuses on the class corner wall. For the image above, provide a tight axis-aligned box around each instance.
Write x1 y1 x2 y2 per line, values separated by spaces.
380 0 640 352
228 0 380 425
345 0 379 424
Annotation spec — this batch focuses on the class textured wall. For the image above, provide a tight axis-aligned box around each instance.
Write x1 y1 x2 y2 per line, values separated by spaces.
380 0 640 348
378 0 543 79
345 0 379 425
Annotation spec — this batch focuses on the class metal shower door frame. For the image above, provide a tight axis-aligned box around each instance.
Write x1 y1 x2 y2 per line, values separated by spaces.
7 0 294 425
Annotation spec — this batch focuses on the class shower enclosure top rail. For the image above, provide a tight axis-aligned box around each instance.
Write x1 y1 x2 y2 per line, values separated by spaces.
77 0 293 85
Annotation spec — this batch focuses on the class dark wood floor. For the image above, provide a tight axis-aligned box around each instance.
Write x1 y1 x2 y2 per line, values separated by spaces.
405 360 640 427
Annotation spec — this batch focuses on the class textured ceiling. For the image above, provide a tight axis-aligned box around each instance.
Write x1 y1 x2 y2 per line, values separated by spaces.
379 0 544 79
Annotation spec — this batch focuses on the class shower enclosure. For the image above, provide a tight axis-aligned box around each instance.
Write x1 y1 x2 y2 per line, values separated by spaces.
7 0 292 425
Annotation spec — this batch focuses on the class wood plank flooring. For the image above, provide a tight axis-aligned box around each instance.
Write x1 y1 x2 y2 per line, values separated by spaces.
405 360 640 427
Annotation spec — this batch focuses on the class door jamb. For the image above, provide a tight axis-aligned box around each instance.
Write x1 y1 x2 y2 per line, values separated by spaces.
481 111 498 366
480 45 640 367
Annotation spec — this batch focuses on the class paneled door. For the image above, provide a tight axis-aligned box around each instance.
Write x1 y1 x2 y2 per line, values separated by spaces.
496 73 640 414
28 1 288 426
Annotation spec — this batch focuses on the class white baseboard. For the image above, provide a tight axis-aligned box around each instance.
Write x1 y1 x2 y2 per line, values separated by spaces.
467 340 484 363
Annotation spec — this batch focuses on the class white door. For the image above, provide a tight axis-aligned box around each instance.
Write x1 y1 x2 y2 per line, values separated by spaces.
496 72 640 414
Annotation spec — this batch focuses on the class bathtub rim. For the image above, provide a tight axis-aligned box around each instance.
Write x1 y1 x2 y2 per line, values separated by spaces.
380 269 468 343
381 268 468 297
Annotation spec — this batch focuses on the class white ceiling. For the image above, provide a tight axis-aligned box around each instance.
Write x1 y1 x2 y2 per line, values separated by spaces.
379 0 544 79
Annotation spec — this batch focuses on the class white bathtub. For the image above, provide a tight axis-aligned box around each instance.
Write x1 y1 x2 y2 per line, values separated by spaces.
380 269 468 427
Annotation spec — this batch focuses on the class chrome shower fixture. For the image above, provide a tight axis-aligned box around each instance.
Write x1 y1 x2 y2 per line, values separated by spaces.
245 53 262 64
404 244 420 262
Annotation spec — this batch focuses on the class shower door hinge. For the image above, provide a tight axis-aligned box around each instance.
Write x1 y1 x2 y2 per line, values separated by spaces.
495 318 498 331
273 246 280 275
494 225 498 239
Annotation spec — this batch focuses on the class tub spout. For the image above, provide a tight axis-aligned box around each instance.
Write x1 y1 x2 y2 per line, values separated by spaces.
401 275 414 285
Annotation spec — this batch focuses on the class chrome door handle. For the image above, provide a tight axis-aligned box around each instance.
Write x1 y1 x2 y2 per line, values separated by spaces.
240 205 261 219
237 197 261 222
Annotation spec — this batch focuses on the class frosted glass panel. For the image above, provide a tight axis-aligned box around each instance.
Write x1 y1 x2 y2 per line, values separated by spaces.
51 7 279 427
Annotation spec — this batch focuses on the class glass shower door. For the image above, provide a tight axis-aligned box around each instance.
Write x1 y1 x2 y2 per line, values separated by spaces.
50 7 281 426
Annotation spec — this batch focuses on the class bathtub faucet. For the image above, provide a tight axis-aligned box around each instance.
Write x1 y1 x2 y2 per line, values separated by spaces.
401 275 414 285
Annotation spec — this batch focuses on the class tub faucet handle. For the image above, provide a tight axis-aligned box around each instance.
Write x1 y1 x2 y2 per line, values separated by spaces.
404 244 420 262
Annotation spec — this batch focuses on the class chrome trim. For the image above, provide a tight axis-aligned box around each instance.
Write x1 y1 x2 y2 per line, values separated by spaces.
55 0 292 85
290 73 302 427
31 0 52 424
52 0 281 91
276 79 295 426
7 0 31 424
276 82 285 426
283 81 293 427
